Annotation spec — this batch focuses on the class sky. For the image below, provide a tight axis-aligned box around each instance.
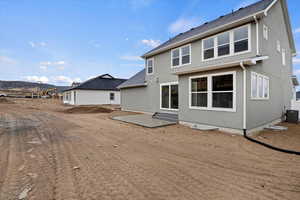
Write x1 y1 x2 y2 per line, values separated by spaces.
0 0 300 86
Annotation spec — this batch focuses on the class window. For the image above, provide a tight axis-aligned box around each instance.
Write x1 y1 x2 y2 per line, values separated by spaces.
282 48 286 66
263 25 269 40
161 83 178 110
189 72 236 112
202 24 250 60
251 72 269 100
276 40 281 52
234 26 249 53
203 38 214 60
191 77 208 107
146 58 154 74
212 74 233 109
110 93 115 101
171 44 191 67
218 32 230 56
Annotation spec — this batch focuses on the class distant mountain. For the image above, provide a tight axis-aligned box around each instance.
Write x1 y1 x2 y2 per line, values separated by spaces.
0 80 70 92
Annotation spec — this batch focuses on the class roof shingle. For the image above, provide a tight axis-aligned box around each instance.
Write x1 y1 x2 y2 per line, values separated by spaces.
65 74 127 91
143 0 274 57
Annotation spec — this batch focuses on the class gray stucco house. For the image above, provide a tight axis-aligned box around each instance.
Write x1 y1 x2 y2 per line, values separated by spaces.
118 0 298 134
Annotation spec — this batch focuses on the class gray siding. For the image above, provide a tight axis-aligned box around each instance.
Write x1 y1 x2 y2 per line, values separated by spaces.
246 1 294 129
178 67 244 130
121 50 178 114
120 0 294 131
173 23 257 74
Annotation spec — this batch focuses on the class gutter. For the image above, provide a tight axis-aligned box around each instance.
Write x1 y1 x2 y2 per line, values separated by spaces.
253 15 260 55
264 0 278 16
239 61 247 132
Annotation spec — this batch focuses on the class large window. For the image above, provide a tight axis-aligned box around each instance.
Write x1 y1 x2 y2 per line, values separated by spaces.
202 24 250 60
171 44 191 67
190 72 236 112
146 58 154 75
251 72 269 100
161 83 178 110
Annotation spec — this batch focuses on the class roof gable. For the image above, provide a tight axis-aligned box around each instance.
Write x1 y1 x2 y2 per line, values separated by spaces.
65 74 127 91
143 0 275 58
118 69 146 89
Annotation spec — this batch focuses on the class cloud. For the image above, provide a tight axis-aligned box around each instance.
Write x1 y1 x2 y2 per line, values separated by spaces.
293 57 300 64
0 56 16 64
294 69 300 75
120 55 143 61
141 39 161 48
168 17 201 34
235 0 258 10
29 41 47 48
294 28 300 34
25 76 49 83
39 60 66 70
52 76 81 84
39 66 47 71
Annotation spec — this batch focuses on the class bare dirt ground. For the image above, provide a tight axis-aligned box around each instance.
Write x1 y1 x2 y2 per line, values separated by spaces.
0 98 299 200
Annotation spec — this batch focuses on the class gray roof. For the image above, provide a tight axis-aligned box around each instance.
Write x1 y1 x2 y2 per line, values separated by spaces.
65 74 127 91
118 69 146 89
143 0 274 57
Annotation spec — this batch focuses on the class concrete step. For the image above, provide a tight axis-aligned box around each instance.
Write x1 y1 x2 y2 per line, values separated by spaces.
152 112 178 122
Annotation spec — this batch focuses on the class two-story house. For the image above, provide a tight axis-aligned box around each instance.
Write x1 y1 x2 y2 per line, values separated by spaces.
118 0 298 134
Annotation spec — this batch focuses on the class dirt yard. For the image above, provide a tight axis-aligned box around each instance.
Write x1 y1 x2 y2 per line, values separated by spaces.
0 98 299 200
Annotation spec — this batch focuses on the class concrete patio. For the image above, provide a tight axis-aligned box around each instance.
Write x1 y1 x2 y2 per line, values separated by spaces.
112 114 177 128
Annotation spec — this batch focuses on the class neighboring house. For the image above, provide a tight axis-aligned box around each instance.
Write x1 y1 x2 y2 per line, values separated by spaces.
63 74 127 105
118 0 298 134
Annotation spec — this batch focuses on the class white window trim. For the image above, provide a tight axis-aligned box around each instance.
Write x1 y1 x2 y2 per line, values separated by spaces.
146 58 154 75
171 44 192 68
282 48 286 66
276 40 281 52
263 24 269 40
251 72 270 100
160 82 179 111
202 24 251 62
189 71 236 112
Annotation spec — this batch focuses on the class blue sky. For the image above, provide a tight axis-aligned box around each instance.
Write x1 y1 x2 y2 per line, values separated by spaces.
0 0 300 86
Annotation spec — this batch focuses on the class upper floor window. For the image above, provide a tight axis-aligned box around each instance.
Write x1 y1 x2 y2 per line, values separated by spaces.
171 44 191 67
263 24 269 40
282 48 286 66
202 24 250 61
276 40 281 52
251 72 269 100
234 26 249 53
146 58 154 74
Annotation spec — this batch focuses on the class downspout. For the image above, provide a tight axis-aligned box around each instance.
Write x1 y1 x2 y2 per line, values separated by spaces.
240 62 247 135
253 15 260 56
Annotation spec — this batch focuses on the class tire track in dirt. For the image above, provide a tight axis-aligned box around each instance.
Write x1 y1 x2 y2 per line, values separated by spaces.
0 113 32 200
78 118 300 200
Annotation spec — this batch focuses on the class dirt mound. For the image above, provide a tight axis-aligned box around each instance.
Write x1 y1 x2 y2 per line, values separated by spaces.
63 106 113 114
0 97 14 104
